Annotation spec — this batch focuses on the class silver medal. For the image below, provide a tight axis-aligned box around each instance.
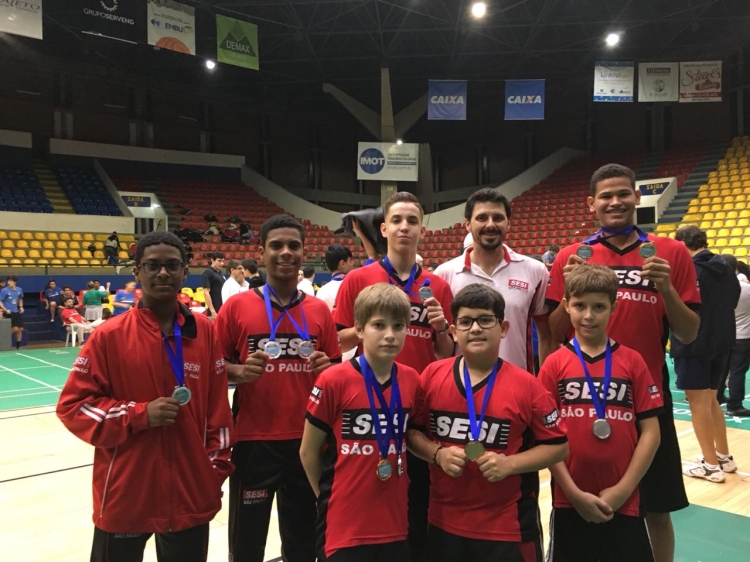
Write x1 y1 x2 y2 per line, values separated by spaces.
592 418 612 440
264 341 282 359
576 245 594 261
298 340 315 359
418 285 434 302
172 385 192 406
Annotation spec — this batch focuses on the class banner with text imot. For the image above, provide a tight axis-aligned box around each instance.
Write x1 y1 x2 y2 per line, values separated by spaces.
0 0 43 40
594 61 634 102
217 14 259 70
357 143 419 182
504 80 545 120
428 80 467 120
147 0 195 55
679 61 722 103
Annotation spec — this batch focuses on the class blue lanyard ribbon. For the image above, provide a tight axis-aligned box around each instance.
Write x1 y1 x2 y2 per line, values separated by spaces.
582 225 649 246
361 356 404 460
383 257 419 296
331 272 346 282
572 338 612 420
163 318 185 387
263 285 311 341
463 359 500 442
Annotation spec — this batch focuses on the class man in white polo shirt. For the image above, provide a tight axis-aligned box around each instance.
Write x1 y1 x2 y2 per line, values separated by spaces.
435 187 553 372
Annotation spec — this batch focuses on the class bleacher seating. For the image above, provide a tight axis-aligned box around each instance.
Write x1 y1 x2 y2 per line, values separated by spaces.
655 136 750 257
0 230 134 267
0 168 54 213
54 167 122 216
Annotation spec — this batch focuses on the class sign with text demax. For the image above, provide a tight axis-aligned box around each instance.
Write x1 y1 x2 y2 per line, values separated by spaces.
357 142 419 182
124 195 151 207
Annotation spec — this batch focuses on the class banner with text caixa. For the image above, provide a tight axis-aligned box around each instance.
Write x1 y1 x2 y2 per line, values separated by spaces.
357 143 419 182
428 80 467 120
0 0 43 40
504 79 545 120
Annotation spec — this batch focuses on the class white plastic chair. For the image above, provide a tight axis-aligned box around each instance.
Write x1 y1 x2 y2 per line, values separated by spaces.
65 325 78 347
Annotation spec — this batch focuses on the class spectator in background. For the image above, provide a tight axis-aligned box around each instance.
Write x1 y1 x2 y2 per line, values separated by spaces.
91 308 112 329
736 260 750 284
242 258 266 289
61 297 95 346
43 280 62 322
86 242 97 258
104 232 120 264
56 286 79 310
83 280 111 321
112 281 137 316
204 212 220 235
542 244 560 268
297 265 316 296
202 252 226 318
720 254 750 416
415 254 424 267
221 260 249 303
315 244 353 311
672 226 740 483
239 222 254 243
0 276 25 350
185 243 194 262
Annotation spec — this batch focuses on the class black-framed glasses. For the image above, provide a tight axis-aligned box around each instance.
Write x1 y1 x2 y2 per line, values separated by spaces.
139 261 185 275
455 315 500 331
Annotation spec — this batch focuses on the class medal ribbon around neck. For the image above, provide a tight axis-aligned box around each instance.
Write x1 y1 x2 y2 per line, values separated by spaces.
331 272 346 282
163 317 185 389
582 225 649 247
572 338 613 423
383 256 419 297
263 284 311 343
360 355 404 462
463 359 500 444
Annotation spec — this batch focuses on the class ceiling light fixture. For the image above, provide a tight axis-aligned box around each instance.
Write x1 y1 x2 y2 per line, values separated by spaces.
605 32 620 47
205 60 216 70
471 2 487 19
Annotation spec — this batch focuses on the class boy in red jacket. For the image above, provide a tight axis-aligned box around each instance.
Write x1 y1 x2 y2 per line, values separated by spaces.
57 231 234 562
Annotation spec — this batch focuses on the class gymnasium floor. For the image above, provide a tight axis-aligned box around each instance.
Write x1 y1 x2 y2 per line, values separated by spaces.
1 348 750 561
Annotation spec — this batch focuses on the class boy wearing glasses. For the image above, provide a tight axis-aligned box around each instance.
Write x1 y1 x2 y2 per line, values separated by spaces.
406 283 567 561
57 231 234 562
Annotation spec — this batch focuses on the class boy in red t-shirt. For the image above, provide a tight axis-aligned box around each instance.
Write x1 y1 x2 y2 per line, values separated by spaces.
301 283 421 561
60 297 95 345
407 284 568 561
539 265 663 561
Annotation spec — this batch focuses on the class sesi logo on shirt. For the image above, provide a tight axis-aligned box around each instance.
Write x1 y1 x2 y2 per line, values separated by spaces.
429 410 511 449
246 333 319 359
340 409 410 439
559 377 633 407
508 279 529 291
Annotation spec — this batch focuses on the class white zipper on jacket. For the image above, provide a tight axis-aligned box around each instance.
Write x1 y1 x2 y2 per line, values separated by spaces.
98 446 118 520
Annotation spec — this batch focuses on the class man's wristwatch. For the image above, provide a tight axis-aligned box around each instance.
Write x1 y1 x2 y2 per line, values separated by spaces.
437 321 450 336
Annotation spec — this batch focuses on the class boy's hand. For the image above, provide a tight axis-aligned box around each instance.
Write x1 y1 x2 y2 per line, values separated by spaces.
598 484 630 514
571 491 614 523
562 254 585 280
640 256 672 294
476 452 514 482
307 350 331 376
424 296 447 331
235 350 269 383
147 397 180 427
437 446 468 477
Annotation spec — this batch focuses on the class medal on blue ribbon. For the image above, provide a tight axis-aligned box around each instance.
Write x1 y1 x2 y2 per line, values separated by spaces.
418 278 433 302
572 338 613 440
463 359 500 461
263 285 315 359
164 318 190 406
383 257 419 297
578 225 650 261
360 355 405 480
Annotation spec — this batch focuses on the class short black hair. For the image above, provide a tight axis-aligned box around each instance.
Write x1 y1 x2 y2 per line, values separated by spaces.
210 251 226 260
450 283 506 321
62 285 71 290
242 258 258 274
135 231 187 265
6 275 18 283
464 187 512 221
325 244 352 272
674 225 708 251
722 254 738 272
302 265 315 278
260 215 305 247
589 163 636 195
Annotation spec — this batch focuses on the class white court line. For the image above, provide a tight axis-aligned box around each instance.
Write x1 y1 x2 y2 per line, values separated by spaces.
0 364 62 392
0 387 43 394
0 390 59 400
14 365 60 370
15 352 71 371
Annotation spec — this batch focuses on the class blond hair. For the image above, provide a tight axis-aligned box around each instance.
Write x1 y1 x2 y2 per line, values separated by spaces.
564 264 619 303
353 283 412 327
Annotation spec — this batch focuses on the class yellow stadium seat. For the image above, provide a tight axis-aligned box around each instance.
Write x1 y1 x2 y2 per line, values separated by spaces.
715 238 728 247
42 240 54 249
42 250 54 258
34 232 45 240
656 224 673 232
727 211 738 219
50 259 62 266
0 259 7 266
59 232 71 241
16 240 29 249
181 288 194 298
68 250 81 259
729 237 742 247
29 240 41 249
725 219 737 228
68 241 81 249
738 218 750 227
193 288 205 304
699 221 712 230
55 250 67 259
56 241 68 249
703 212 715 221
718 228 730 237
83 233 94 241
722 203 734 212
71 233 82 241
0 249 12 258
731 228 743 237
64 259 75 266
709 205 721 212
698 205 710 213
8 231 20 240
706 229 718 238
0 231 6 239
1 240 13 248
118 251 129 260
28 249 40 258
38 258 49 265
9 258 21 266
77 259 89 266
13 249 27 258
95 234 108 241
94 250 105 259
21 231 32 240
735 248 749 257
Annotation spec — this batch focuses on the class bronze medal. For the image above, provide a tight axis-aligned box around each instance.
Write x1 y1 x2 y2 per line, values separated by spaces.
638 242 656 259
376 458 393 481
576 245 594 261
465 440 485 461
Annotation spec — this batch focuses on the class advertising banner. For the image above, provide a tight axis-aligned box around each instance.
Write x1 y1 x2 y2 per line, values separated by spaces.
504 79 545 120
427 80 467 120
594 61 634 102
69 0 145 43
147 0 195 55
679 61 722 103
216 14 259 70
0 0 43 40
124 195 152 208
357 142 419 182
638 63 679 102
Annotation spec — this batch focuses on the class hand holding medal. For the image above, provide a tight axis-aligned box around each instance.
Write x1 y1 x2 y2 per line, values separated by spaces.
146 396 180 427
435 445 468 477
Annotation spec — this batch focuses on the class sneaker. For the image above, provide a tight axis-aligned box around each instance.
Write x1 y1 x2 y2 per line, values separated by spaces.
697 454 737 474
727 407 750 417
684 461 726 482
